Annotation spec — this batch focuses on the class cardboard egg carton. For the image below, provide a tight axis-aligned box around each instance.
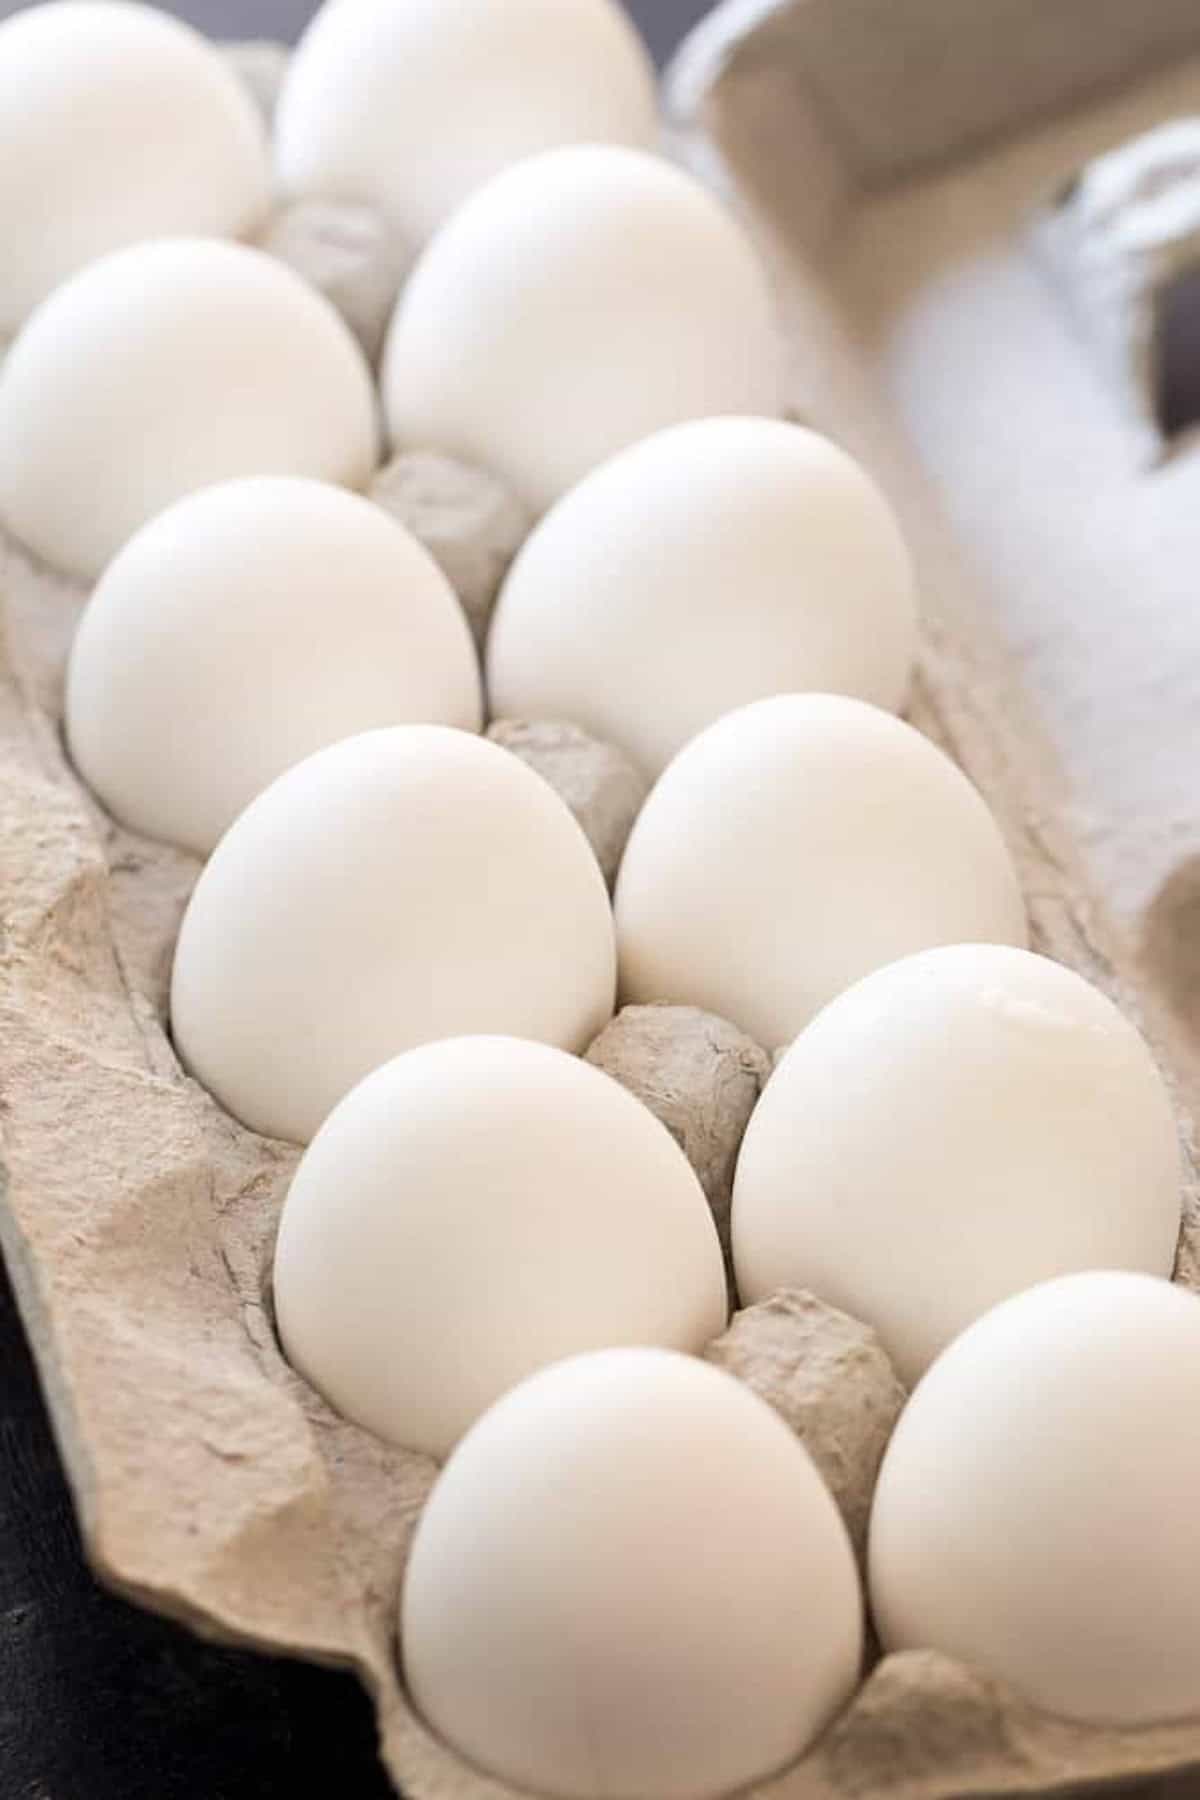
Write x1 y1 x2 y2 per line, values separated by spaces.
4 5 1200 1795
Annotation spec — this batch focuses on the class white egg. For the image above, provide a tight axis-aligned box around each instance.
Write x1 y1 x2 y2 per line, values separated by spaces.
487 418 917 776
733 945 1181 1383
615 694 1026 1048
0 239 378 580
402 1348 862 1799
275 0 658 247
274 1038 727 1457
382 145 781 513
66 478 481 855
0 0 270 334
870 1272 1200 1723
171 727 615 1143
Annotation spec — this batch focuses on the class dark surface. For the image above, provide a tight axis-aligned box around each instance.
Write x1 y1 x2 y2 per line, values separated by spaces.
0 1251 395 1800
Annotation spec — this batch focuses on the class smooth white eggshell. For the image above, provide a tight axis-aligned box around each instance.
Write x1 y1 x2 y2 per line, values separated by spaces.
382 145 781 512
274 1038 727 1457
66 478 481 855
403 1348 862 1799
170 727 616 1143
0 1 270 333
487 418 917 776
733 945 1181 1383
0 238 378 580
275 0 657 246
870 1272 1200 1723
615 694 1027 1048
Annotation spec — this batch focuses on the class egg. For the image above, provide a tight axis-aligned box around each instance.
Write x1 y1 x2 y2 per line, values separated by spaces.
615 694 1027 1048
275 0 658 247
0 239 377 580
66 478 481 855
870 1272 1200 1723
0 0 270 333
170 727 615 1143
402 1348 862 1799
487 418 917 776
274 1038 727 1457
382 145 781 512
733 945 1181 1383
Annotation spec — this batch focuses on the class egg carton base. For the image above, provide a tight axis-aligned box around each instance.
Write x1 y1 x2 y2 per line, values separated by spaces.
2 476 1199 1800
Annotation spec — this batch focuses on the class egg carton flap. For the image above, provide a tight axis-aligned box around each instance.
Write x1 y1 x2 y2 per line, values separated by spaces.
665 0 1200 191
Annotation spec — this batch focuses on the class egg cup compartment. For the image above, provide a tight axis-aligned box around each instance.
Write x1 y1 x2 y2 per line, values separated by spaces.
3 13 1200 1794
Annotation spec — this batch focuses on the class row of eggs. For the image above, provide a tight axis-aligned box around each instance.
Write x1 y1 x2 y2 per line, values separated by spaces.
65 416 915 857
0 0 659 331
1 1 1196 1795
0 140 781 578
406 1271 1200 1798
0 0 778 578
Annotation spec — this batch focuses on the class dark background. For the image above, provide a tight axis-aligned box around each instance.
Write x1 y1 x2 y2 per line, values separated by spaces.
0 0 715 61
0 2 1193 1797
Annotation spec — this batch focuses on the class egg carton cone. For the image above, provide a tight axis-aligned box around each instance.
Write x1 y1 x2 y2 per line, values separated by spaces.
4 8 1200 1800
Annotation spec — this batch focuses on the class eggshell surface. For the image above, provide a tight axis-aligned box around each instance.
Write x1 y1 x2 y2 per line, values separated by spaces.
274 1038 727 1457
170 727 616 1143
615 694 1027 1048
870 1272 1200 1723
0 0 270 333
402 1348 862 1799
488 418 917 774
66 478 481 854
733 945 1181 1383
275 0 658 246
0 239 378 580
382 145 781 512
